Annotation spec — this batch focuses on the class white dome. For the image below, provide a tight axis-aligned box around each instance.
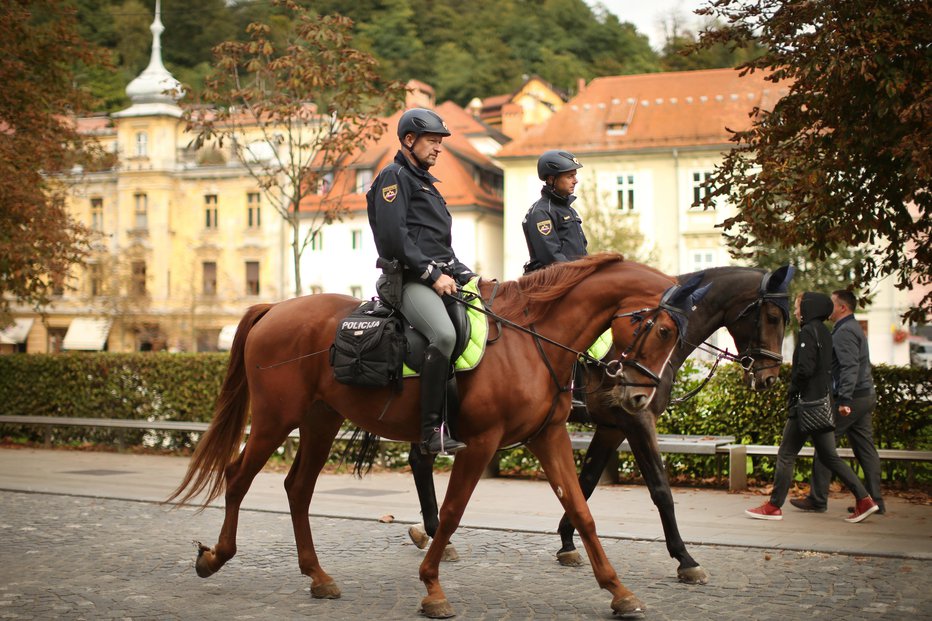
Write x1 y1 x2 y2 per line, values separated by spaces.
125 1 183 104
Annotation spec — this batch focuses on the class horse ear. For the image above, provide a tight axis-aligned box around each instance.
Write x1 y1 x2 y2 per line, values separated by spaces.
767 265 796 293
687 282 713 311
665 274 704 309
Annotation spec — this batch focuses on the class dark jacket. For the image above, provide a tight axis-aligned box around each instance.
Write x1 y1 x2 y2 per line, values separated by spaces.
366 151 475 285
521 186 587 272
832 314 875 407
788 292 834 407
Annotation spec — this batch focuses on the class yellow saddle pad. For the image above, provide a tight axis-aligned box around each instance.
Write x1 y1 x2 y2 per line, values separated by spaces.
403 277 488 377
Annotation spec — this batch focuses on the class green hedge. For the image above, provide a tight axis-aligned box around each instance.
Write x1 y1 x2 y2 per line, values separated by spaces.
0 353 227 450
1 354 929 485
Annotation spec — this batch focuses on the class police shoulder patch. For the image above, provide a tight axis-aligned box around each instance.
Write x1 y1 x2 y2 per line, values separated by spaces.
537 219 553 235
382 184 398 203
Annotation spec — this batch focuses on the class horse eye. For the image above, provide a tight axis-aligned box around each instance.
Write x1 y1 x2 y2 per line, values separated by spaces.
658 326 671 340
767 314 781 325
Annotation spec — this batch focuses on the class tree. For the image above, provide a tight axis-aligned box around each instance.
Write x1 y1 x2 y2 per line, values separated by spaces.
186 1 405 297
693 0 931 323
575 180 656 264
0 1 112 326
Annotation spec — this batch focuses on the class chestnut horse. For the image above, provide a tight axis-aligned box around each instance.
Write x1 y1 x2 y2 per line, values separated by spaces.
167 254 706 618
406 265 794 584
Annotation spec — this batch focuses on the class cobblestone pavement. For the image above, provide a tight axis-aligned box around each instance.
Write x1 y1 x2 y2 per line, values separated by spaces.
0 491 929 620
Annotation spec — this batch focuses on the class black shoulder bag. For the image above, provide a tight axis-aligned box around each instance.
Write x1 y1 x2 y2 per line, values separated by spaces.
793 332 835 434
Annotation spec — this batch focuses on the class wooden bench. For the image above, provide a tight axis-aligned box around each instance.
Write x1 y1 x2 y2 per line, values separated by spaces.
720 444 932 491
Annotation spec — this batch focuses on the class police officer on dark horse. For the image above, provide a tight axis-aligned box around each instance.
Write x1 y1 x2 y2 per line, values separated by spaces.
366 108 475 456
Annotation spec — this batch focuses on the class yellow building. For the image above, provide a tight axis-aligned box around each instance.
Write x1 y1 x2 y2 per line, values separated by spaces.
5 2 286 353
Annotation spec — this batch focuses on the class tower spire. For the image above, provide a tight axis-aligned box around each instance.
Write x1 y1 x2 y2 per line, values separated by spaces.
124 0 182 105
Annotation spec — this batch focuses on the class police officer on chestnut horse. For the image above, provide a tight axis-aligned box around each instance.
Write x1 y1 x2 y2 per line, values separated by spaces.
366 108 476 455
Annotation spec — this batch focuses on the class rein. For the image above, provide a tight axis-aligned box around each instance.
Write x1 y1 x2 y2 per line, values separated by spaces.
667 282 789 404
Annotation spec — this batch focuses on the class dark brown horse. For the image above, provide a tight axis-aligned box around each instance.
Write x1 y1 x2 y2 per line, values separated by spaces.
406 265 794 584
167 254 707 618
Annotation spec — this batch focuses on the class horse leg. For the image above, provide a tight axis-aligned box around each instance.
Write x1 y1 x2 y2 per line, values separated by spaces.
417 442 498 618
556 425 626 566
407 444 459 562
625 419 708 584
283 406 344 599
195 423 291 579
529 426 645 616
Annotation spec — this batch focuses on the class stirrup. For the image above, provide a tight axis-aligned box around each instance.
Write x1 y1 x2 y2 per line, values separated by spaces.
421 423 466 456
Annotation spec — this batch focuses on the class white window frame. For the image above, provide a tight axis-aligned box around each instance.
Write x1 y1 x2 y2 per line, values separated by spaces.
616 173 636 212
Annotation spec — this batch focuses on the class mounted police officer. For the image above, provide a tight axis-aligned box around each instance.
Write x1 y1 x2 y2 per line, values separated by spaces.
366 108 475 455
522 150 587 274
522 150 590 415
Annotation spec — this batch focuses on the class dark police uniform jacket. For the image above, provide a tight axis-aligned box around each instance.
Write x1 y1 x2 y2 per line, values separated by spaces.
521 186 588 272
367 151 475 285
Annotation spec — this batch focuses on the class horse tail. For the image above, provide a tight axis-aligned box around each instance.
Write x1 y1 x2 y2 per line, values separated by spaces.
165 303 273 509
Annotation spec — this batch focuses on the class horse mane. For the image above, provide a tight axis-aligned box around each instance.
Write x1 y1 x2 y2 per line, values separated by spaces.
491 253 653 325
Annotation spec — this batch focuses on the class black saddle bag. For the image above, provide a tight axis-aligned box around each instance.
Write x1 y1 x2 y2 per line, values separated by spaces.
330 300 405 388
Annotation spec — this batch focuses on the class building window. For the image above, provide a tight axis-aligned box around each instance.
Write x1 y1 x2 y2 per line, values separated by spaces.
131 260 147 295
245 261 260 296
47 327 67 353
89 263 103 297
90 197 103 232
134 193 148 230
354 168 373 194
204 194 218 229
135 132 148 157
616 174 635 211
311 230 323 251
202 261 217 295
690 250 717 273
351 229 362 250
692 171 714 208
247 192 261 228
350 285 362 299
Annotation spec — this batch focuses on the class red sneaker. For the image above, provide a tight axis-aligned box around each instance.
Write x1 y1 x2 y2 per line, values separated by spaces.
844 496 879 523
745 502 783 520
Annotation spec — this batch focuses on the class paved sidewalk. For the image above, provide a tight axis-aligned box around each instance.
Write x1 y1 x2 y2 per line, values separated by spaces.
1 447 931 620
0 447 929 559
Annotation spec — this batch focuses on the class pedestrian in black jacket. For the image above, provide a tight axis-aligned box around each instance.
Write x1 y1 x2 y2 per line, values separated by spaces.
746 292 879 523
792 289 884 514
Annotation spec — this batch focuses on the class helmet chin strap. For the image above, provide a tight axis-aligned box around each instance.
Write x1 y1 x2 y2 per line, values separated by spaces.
404 136 430 170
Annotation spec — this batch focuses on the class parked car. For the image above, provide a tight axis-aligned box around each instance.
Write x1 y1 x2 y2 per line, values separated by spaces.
909 342 932 369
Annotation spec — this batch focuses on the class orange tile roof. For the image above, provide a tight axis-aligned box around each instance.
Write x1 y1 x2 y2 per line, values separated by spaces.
497 68 790 158
300 104 503 214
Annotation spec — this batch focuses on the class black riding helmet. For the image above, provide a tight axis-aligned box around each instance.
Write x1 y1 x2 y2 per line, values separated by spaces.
398 108 451 169
537 149 583 181
397 108 451 142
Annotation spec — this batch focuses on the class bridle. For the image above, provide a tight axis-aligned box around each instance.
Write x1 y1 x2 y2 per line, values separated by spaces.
671 272 788 402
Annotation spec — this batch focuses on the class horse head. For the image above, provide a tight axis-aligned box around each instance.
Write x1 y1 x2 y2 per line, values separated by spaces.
605 275 710 412
727 265 795 390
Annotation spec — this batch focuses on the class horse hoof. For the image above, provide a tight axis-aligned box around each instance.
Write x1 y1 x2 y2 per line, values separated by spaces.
311 580 341 599
441 544 459 563
556 550 584 567
194 544 215 578
678 565 709 585
408 524 430 550
420 597 455 618
611 594 646 617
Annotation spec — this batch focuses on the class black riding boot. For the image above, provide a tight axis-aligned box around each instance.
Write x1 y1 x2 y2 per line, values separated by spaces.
419 346 467 456
568 363 591 424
